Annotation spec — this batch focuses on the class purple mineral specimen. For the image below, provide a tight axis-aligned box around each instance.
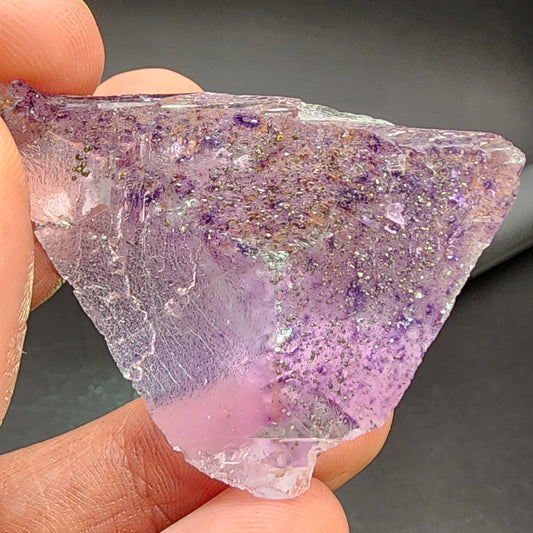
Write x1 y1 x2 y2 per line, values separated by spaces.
0 81 525 497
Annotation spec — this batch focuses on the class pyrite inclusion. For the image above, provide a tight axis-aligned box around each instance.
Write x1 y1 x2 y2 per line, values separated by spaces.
0 81 525 498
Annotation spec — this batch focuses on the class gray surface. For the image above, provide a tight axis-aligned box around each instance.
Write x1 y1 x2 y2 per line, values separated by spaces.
1 1 532 531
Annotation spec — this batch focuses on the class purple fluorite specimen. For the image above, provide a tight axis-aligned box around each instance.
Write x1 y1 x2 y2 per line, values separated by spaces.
0 81 525 497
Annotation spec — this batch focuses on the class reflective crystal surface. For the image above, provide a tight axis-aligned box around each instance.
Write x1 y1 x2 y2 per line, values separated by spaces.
0 81 525 497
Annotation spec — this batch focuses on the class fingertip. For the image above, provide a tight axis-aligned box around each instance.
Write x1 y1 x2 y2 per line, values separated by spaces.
165 479 349 533
0 0 105 94
0 118 33 425
94 68 203 96
314 411 394 491
30 239 63 310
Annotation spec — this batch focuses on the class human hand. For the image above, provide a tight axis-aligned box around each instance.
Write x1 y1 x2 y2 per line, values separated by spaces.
0 1 392 531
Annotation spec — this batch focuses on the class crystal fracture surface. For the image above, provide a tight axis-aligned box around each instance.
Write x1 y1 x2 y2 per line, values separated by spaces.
0 81 525 497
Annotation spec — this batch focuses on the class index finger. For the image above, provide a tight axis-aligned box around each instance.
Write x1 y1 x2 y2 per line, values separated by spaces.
0 0 104 94
0 0 105 421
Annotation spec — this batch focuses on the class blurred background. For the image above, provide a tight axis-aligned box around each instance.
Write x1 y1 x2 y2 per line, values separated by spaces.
1 1 532 531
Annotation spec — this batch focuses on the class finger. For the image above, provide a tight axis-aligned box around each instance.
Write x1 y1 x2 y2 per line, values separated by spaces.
0 399 226 533
0 120 33 425
314 412 393 490
30 238 63 310
0 0 104 94
0 398 386 532
94 68 202 96
164 480 349 533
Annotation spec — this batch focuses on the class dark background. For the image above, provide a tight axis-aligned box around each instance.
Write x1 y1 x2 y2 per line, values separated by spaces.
1 1 532 531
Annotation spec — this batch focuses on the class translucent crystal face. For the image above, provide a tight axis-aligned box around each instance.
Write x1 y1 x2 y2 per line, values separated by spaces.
0 81 524 498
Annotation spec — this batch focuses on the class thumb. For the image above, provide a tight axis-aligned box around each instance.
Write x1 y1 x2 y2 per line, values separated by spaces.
164 480 349 533
0 118 33 425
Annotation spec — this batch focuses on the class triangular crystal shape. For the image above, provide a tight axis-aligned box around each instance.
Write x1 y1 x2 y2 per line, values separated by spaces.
1 81 525 497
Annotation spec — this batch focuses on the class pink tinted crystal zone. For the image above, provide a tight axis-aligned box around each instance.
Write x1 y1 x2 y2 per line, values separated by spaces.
0 81 525 498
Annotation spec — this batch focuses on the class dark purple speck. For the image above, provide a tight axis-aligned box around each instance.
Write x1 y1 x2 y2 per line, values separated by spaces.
234 114 260 128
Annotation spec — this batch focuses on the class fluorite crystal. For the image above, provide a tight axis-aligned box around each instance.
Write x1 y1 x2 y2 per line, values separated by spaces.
0 81 525 498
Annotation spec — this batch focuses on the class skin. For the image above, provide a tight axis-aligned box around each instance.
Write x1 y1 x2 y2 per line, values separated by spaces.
0 1 393 531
